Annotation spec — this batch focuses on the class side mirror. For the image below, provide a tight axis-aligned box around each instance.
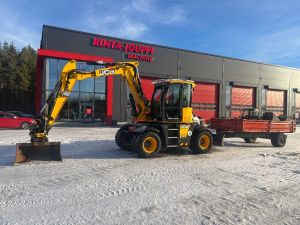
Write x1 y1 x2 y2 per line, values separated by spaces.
14 116 17 119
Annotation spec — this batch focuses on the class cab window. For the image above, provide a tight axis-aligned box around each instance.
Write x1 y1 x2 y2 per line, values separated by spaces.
165 84 180 108
151 86 164 118
182 84 192 107
164 84 181 119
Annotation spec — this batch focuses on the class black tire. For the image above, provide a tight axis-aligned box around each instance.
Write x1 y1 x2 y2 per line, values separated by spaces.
190 130 213 154
133 131 161 158
243 137 257 143
21 122 30 129
271 133 286 147
115 128 133 151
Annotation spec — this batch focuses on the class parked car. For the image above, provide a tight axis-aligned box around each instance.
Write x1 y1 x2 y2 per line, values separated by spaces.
8 111 33 118
0 112 35 129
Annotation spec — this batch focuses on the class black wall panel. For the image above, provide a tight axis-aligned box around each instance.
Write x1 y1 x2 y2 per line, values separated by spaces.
180 51 222 82
223 59 259 85
138 47 178 78
260 65 290 89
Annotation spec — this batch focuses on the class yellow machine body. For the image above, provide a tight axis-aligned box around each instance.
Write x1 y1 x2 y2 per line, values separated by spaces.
15 59 212 163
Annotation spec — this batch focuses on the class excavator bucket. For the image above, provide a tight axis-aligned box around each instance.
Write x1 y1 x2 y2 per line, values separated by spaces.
14 142 62 165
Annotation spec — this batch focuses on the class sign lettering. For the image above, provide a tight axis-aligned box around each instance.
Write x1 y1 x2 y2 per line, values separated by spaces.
92 37 154 62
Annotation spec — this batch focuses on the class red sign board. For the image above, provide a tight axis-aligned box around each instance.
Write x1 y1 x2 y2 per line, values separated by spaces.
91 37 154 62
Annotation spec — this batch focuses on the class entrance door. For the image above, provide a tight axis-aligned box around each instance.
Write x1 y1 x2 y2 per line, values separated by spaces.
80 103 94 122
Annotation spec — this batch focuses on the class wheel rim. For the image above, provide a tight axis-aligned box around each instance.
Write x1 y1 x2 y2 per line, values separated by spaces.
199 135 210 149
279 135 285 144
143 137 158 154
22 123 29 129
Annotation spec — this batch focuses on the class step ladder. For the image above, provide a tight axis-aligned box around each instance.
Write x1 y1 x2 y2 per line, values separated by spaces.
167 124 179 147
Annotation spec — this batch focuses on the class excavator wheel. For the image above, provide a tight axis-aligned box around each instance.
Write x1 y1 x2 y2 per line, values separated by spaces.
115 128 133 151
133 131 161 158
190 130 213 154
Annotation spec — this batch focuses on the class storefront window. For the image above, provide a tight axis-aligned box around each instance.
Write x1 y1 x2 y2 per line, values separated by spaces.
69 92 79 120
45 58 106 121
57 59 79 91
94 93 106 121
95 65 106 93
47 59 58 90
79 63 94 93
95 77 106 93
80 92 94 104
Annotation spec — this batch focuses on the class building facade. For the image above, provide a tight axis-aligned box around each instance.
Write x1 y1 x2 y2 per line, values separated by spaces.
36 25 300 124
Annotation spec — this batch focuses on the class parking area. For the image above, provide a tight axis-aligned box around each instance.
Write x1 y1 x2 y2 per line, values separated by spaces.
0 127 300 225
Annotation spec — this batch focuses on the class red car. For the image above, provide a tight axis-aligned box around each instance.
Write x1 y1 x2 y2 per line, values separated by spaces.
0 112 35 129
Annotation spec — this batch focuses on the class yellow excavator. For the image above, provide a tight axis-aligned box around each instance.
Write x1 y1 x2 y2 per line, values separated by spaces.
14 60 213 164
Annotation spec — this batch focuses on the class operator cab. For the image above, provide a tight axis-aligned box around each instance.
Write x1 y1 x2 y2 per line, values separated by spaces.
150 79 195 122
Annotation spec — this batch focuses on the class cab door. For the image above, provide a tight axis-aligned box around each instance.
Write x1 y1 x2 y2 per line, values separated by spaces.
164 84 181 121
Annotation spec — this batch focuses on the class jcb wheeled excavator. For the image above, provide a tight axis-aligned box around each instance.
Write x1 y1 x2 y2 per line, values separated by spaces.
14 60 213 164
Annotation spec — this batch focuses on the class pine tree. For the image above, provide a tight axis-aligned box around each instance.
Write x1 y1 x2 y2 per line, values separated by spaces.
16 45 36 112
0 41 36 113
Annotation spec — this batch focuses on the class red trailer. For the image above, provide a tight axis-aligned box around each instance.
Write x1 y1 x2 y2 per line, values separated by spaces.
210 109 296 147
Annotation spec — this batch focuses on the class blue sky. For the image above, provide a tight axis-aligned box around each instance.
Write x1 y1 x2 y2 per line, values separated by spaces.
1 0 300 68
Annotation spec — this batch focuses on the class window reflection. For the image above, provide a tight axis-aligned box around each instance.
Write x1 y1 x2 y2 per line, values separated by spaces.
95 77 106 93
69 92 79 120
79 63 95 92
47 59 58 90
80 92 94 104
45 58 106 121
95 65 106 93
94 94 106 121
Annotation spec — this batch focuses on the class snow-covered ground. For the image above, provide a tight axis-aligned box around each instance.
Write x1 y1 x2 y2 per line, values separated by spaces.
0 126 299 225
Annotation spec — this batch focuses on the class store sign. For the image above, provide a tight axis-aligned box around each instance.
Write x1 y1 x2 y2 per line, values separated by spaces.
91 37 154 62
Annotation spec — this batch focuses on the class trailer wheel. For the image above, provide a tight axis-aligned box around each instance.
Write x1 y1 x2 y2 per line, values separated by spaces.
190 130 213 154
115 128 133 151
271 133 286 147
133 131 161 158
243 137 257 143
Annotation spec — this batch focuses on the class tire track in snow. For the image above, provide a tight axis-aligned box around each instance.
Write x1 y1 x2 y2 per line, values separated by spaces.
0 162 200 210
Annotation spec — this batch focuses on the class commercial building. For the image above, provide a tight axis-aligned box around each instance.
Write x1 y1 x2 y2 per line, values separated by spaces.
36 25 300 124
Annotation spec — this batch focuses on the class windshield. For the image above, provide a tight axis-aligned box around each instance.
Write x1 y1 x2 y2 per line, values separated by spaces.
165 84 180 108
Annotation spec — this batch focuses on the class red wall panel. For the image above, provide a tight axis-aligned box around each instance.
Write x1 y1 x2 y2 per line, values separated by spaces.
232 86 254 106
192 82 219 121
193 83 218 104
266 90 284 107
140 76 155 100
231 86 255 118
266 90 285 116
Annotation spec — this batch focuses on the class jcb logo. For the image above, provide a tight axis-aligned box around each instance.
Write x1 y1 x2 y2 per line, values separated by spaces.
100 70 115 76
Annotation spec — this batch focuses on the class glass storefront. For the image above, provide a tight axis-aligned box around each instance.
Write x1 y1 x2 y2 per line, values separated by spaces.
44 58 106 121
